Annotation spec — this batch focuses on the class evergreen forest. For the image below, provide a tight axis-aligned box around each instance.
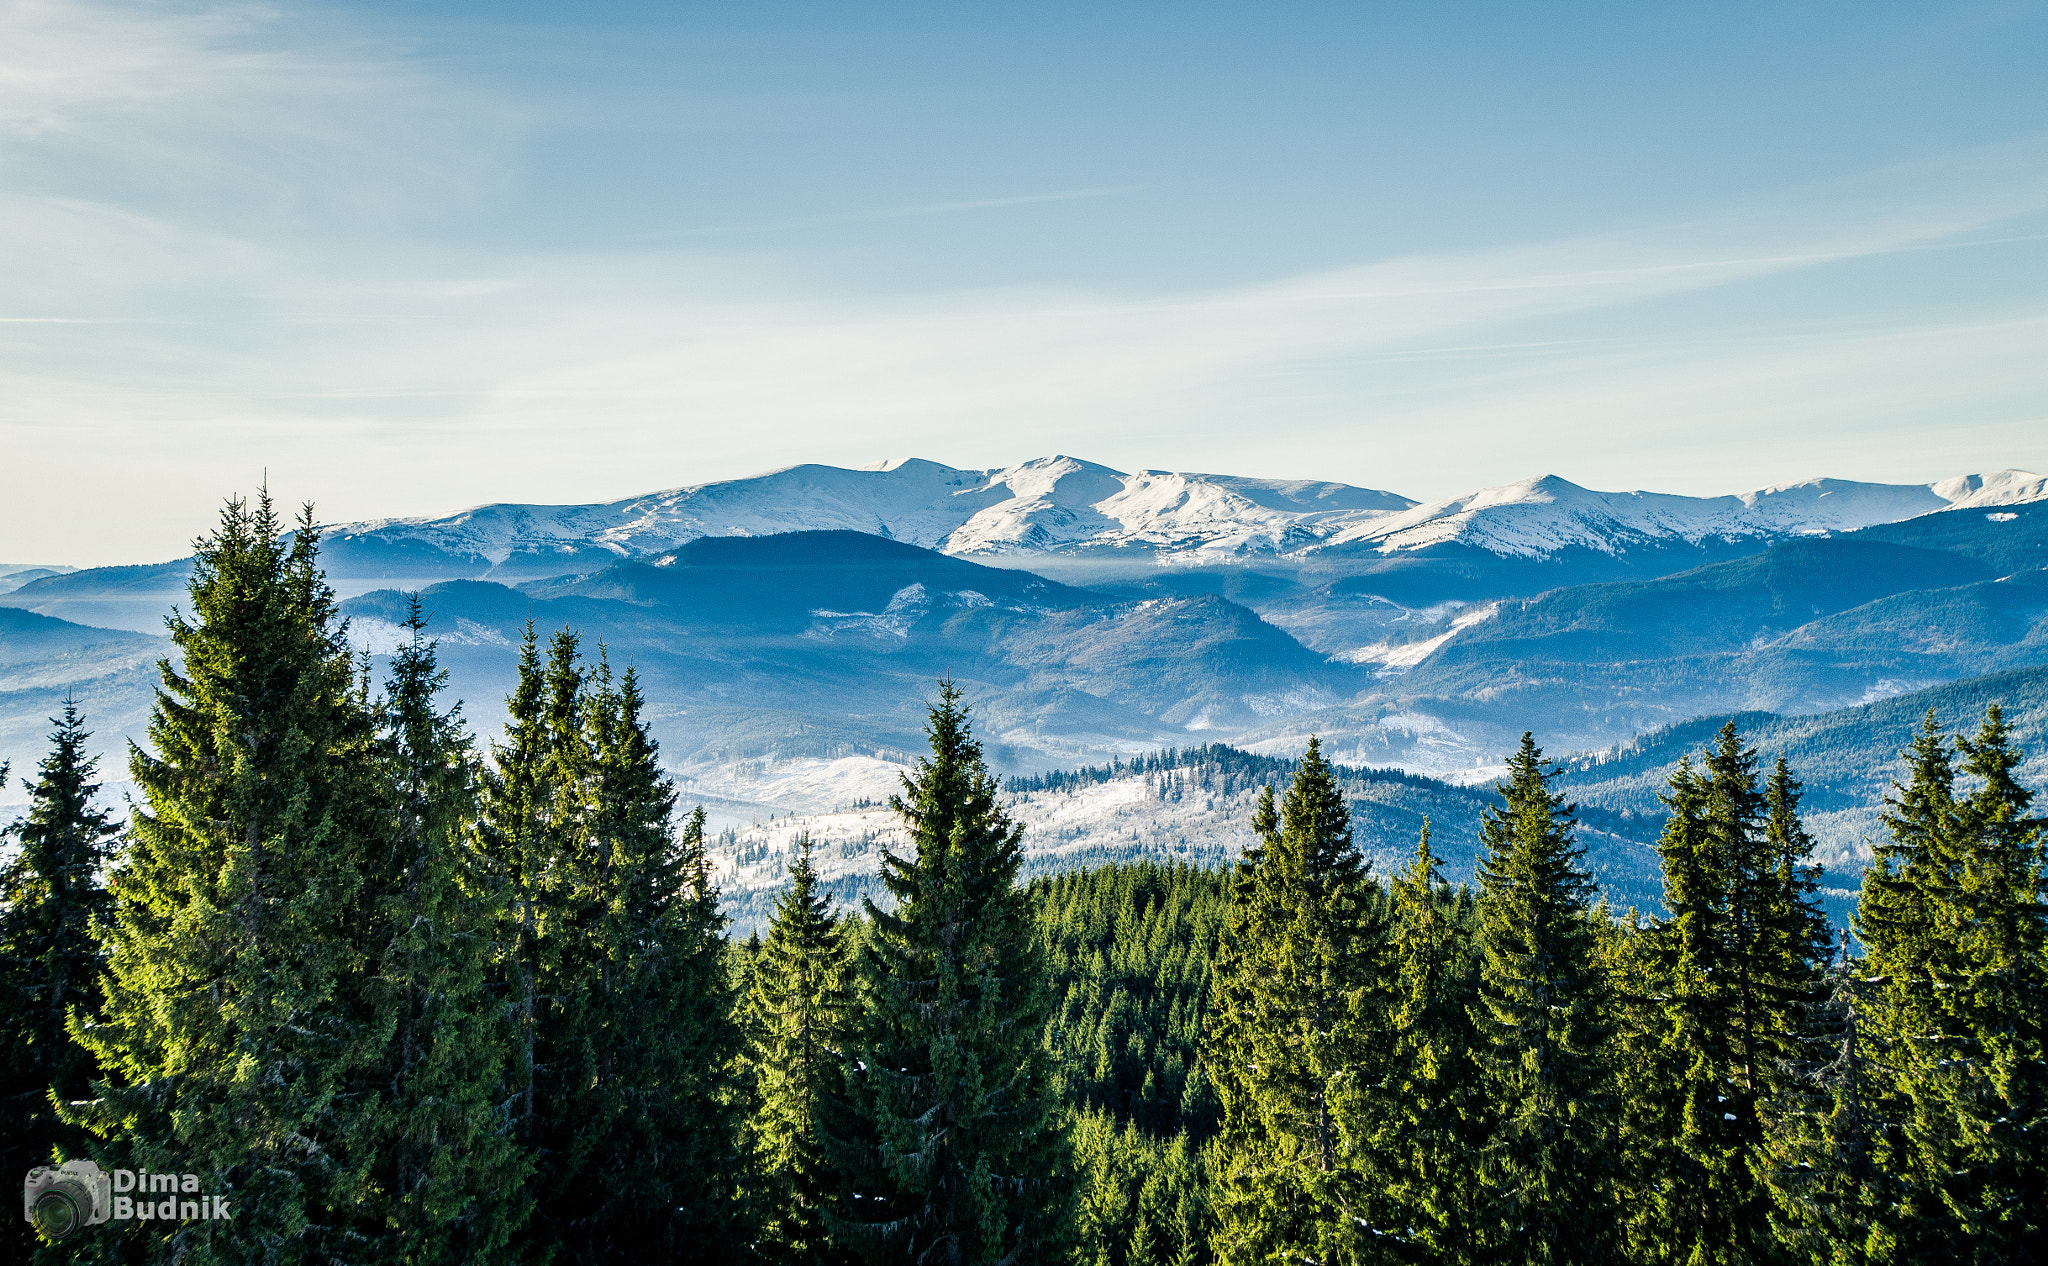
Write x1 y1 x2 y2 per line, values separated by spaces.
5 496 2045 1264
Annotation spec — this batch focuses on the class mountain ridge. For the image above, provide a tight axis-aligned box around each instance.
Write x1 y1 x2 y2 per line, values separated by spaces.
320 458 2048 578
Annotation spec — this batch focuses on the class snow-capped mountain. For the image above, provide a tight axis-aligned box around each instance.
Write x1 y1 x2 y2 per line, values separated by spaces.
327 458 2048 575
1310 472 2048 560
327 456 1417 571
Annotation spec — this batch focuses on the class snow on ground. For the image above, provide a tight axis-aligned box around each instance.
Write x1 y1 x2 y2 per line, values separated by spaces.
703 767 1260 911
1335 603 1498 672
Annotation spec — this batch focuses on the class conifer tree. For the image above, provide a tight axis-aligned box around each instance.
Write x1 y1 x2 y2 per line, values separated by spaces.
1470 732 1617 1265
1 704 117 1180
828 681 1071 1264
74 493 390 1263
747 834 856 1265
1380 821 1486 1261
358 596 530 1264
1208 737 1389 1265
570 664 748 1261
1626 726 1829 1265
476 623 595 1262
480 636 746 1261
1853 710 1964 1255
1934 705 2048 1251
1857 707 2048 1259
1760 934 1896 1265
476 623 558 1184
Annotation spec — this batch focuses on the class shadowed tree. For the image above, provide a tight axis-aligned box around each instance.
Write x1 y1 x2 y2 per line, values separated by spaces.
1207 736 1390 1266
827 680 1072 1265
1 703 118 1183
1470 733 1619 1266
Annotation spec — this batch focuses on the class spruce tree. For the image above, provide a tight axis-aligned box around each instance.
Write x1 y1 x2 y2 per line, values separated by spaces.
1854 710 1965 1256
1470 732 1618 1265
476 622 590 1262
1934 705 2048 1251
1627 726 1830 1265
1 704 117 1180
569 665 748 1261
476 623 557 1182
479 636 747 1261
358 596 530 1264
73 493 389 1263
1760 934 1896 1265
827 681 1071 1264
1859 706 2048 1259
746 835 856 1265
1380 821 1486 1262
1207 737 1389 1265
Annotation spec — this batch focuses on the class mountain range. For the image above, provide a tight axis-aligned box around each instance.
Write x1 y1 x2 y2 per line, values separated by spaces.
4 456 2046 911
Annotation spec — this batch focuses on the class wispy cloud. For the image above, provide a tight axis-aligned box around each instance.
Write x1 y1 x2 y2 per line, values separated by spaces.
1 0 2045 561
632 185 1141 240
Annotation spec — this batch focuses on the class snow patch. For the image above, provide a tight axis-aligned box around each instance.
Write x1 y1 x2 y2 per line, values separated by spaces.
1336 603 1497 672
805 583 930 640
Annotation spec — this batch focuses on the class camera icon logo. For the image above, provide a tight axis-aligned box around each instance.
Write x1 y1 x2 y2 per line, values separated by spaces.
23 1160 112 1240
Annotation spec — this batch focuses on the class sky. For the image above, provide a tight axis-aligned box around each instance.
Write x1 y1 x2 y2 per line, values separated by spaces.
2 0 2046 565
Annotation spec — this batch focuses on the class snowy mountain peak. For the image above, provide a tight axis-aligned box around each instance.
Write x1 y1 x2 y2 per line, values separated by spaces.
1929 469 2048 510
1308 469 2047 560
324 460 2048 575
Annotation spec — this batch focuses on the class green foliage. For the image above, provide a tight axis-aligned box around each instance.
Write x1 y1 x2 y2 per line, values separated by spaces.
1620 724 1831 1265
1068 1109 1210 1266
478 631 748 1262
1030 861 1228 1142
1759 937 1897 1265
74 493 391 1263
1850 706 2048 1261
745 836 857 1265
1031 862 1227 1266
829 681 1073 1264
1 704 117 1178
358 597 529 1264
1379 823 1488 1261
1470 733 1618 1265
1207 737 1391 1265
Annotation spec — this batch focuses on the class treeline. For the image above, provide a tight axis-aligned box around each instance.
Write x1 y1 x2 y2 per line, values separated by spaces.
1024 716 2045 1265
3 493 2045 1262
1004 741 1454 798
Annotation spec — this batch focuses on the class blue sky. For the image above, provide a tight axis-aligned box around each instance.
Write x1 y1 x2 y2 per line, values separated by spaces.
3 0 2046 563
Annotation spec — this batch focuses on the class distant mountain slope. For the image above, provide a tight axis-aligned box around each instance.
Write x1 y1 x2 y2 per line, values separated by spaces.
0 559 193 632
0 564 76 596
0 609 165 814
1553 665 2048 872
0 607 162 669
339 531 1367 770
709 743 1667 934
1384 501 2048 749
17 460 2043 636
325 456 1420 579
521 530 1094 625
1319 474 1964 558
